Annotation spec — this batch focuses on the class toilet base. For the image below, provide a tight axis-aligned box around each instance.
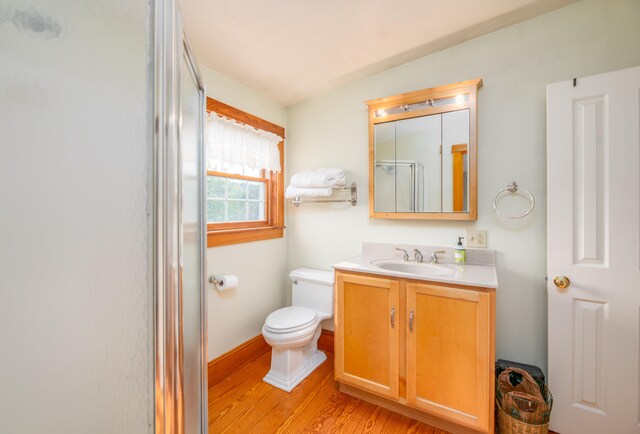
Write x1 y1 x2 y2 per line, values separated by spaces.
263 348 327 392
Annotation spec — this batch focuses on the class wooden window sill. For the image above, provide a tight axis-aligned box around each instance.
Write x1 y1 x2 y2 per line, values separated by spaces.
207 226 284 247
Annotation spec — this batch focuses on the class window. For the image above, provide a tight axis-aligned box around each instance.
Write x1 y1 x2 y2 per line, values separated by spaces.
207 171 267 223
206 98 285 247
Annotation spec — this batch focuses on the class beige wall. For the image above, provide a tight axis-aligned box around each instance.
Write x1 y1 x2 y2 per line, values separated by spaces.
285 0 640 373
200 65 289 360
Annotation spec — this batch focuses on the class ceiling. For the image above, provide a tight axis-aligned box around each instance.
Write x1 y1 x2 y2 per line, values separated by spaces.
181 0 577 107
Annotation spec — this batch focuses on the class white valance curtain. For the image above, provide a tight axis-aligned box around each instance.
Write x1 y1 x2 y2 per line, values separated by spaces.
206 113 282 173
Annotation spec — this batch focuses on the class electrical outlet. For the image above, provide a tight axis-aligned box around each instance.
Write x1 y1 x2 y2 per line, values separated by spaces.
466 229 487 248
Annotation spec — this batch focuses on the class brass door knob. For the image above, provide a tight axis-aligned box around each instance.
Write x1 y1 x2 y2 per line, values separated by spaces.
553 276 570 289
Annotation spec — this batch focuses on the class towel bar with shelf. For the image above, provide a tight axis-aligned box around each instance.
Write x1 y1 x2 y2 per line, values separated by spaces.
290 183 357 207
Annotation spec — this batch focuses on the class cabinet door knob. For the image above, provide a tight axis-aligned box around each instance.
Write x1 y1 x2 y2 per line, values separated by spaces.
409 310 414 332
553 275 571 289
390 307 395 328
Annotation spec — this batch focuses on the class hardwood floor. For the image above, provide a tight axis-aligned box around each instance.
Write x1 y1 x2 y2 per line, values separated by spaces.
208 349 449 433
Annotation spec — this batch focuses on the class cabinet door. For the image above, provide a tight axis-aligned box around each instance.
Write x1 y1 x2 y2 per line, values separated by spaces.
406 283 492 432
335 272 400 399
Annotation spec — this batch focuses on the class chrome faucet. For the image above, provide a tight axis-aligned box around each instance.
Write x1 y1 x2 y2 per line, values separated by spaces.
413 249 424 263
395 247 409 262
429 250 446 264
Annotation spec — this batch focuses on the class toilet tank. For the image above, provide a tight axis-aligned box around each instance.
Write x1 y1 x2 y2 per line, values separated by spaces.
290 268 334 317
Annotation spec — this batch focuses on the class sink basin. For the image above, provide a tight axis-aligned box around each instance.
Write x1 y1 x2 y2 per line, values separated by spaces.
370 260 457 277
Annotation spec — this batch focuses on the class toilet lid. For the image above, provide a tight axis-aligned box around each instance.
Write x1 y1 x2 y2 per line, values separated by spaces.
264 306 318 333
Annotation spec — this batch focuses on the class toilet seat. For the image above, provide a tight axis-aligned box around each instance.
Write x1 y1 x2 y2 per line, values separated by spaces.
264 306 318 334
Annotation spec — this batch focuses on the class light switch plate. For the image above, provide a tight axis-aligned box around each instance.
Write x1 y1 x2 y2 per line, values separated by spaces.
466 229 487 248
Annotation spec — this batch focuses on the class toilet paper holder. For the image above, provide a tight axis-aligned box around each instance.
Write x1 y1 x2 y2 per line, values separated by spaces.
208 274 239 291
208 275 224 287
209 274 238 291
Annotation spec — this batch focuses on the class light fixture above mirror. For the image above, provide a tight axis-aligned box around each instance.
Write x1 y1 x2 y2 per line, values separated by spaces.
366 78 482 220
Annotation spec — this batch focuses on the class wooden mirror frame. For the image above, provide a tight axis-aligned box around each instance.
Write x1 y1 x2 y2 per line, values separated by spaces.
366 78 482 220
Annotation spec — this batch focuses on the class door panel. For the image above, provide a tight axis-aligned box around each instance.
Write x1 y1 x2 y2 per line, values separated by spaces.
573 96 608 266
335 273 399 399
547 66 640 433
572 299 606 413
406 283 491 432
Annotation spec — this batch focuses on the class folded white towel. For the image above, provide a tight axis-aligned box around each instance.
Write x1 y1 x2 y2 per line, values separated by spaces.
290 168 346 188
285 185 334 199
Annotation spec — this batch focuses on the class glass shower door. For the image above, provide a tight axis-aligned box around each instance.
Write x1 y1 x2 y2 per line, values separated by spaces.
179 36 207 434
0 1 154 432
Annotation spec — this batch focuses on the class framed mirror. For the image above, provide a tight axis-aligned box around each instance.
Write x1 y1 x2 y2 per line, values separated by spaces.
366 78 482 220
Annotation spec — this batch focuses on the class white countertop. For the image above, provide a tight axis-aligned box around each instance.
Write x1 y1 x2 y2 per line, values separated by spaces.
333 253 498 289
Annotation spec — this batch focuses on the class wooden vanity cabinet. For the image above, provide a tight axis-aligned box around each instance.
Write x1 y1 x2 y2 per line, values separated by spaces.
334 272 400 399
335 271 495 434
406 282 493 432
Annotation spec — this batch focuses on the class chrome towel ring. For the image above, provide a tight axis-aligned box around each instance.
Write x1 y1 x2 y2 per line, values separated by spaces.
493 181 535 219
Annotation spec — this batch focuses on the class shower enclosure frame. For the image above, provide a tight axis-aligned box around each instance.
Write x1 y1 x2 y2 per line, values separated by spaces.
375 159 425 212
153 1 208 433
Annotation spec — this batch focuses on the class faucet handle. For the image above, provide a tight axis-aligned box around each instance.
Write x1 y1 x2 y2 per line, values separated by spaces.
429 250 447 264
395 247 409 262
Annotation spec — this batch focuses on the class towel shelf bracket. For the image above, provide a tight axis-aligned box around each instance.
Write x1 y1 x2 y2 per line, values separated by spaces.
290 183 357 207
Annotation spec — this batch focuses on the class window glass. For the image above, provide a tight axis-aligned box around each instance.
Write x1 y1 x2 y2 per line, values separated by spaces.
206 175 267 223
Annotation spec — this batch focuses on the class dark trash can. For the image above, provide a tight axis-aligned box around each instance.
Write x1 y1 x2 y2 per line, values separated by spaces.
496 359 545 390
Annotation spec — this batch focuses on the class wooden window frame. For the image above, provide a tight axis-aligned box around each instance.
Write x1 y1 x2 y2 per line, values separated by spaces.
206 97 285 247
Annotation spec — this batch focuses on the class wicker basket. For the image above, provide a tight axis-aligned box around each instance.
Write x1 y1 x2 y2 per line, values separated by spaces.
495 368 553 433
497 403 549 434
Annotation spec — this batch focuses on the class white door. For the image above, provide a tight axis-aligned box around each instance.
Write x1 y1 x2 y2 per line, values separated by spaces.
547 66 640 433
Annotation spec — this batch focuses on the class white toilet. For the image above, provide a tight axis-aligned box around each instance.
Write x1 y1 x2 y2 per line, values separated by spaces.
262 268 334 392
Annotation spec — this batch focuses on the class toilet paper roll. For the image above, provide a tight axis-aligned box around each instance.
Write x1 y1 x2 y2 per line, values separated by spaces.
215 275 238 291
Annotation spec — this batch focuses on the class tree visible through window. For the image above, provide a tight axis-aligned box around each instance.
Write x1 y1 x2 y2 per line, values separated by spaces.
205 98 285 247
206 170 266 223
